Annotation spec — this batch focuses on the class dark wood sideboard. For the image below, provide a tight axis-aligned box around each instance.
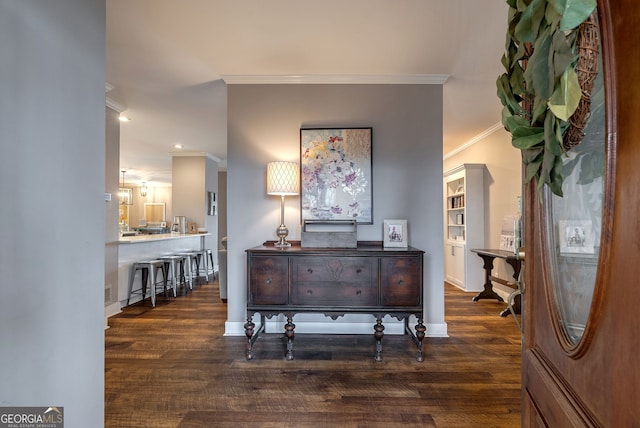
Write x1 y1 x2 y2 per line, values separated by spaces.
245 242 426 362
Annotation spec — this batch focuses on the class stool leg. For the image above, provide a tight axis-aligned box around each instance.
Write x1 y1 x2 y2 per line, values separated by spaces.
127 264 138 305
141 268 149 301
203 252 210 282
192 255 201 282
208 251 215 280
149 266 156 307
163 264 169 295
169 260 177 297
178 259 186 291
185 255 193 290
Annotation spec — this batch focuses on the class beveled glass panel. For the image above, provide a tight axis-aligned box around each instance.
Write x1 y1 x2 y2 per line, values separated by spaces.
543 48 605 346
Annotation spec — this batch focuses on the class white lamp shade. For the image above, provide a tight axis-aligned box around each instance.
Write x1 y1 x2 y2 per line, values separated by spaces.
267 161 300 195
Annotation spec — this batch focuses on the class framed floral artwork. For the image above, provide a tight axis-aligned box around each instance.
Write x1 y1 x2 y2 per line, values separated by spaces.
300 128 373 224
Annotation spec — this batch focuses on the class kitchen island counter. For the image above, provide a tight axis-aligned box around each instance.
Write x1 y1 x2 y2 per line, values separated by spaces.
112 233 210 310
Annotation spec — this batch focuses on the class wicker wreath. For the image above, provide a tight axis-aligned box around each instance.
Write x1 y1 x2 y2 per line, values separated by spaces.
563 12 600 150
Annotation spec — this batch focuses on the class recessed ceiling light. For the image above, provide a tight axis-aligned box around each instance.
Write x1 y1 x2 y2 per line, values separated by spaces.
118 115 130 122
173 143 183 149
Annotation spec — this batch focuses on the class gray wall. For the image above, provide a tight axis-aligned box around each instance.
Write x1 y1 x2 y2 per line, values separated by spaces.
218 170 227 247
226 84 447 336
105 107 120 307
0 0 105 426
172 155 219 257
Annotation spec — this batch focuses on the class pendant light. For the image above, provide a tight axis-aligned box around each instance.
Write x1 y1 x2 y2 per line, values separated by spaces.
119 170 132 205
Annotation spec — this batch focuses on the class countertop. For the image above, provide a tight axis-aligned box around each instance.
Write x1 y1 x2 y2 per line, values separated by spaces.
118 232 210 244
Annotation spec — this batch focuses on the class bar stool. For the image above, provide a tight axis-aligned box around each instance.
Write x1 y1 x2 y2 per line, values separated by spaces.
160 254 192 294
205 249 215 279
175 252 195 290
127 259 170 307
187 249 209 283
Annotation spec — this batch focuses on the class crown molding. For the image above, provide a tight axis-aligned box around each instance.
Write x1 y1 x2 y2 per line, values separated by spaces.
443 122 505 160
106 97 127 113
170 151 222 163
105 82 127 112
221 74 450 85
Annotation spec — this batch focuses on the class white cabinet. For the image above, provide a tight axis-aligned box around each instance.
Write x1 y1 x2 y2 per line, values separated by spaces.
443 164 485 292
444 241 465 287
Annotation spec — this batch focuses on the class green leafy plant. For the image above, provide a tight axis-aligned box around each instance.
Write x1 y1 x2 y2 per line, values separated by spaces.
497 0 597 196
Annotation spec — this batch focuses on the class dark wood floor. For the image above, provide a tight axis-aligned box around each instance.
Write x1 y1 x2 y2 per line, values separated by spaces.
105 279 522 428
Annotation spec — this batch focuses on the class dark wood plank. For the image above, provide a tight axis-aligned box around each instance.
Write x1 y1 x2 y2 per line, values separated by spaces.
105 280 521 427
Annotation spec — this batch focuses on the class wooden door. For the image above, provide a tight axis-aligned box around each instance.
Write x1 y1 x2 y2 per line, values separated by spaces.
521 1 640 426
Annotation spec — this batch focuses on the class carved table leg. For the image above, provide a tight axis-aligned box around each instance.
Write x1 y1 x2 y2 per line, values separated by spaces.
284 316 295 361
472 254 503 302
415 318 426 362
244 317 255 360
374 318 385 362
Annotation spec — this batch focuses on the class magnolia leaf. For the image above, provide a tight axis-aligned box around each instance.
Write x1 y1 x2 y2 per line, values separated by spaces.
507 7 520 37
524 27 554 99
545 1 562 26
558 0 597 30
502 107 529 132
548 67 581 120
509 63 526 95
497 74 523 114
516 0 530 12
535 111 565 196
543 110 564 155
514 40 529 65
515 0 547 42
501 52 510 71
512 125 545 149
525 158 543 183
523 146 544 183
531 96 549 124
551 28 576 77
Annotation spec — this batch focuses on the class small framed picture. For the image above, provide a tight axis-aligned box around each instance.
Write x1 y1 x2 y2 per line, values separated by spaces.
559 220 595 254
383 219 408 248
188 222 198 234
208 191 217 216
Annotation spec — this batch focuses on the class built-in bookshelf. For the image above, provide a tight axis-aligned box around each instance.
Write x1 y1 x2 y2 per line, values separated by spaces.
443 164 485 291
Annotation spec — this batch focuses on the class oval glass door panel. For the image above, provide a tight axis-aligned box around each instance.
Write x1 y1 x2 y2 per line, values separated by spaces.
543 45 605 346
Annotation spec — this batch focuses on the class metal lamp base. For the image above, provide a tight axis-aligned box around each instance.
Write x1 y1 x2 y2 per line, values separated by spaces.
274 224 291 248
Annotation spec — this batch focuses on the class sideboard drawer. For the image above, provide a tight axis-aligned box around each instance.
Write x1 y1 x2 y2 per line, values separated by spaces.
381 257 421 306
249 256 288 305
291 257 377 306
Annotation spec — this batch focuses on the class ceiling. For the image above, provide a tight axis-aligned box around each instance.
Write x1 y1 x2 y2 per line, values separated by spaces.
106 0 508 186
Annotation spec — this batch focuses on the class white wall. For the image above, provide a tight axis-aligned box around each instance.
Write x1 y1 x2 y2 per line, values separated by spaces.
226 84 447 337
0 1 105 426
444 127 523 297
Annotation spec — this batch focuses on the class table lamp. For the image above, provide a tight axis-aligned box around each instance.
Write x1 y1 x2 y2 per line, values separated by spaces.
267 161 300 248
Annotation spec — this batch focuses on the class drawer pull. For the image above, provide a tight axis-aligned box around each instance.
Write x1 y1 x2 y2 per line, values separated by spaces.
307 268 313 274
356 268 362 274
265 278 272 284
307 289 313 295
356 290 362 296
397 279 405 286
